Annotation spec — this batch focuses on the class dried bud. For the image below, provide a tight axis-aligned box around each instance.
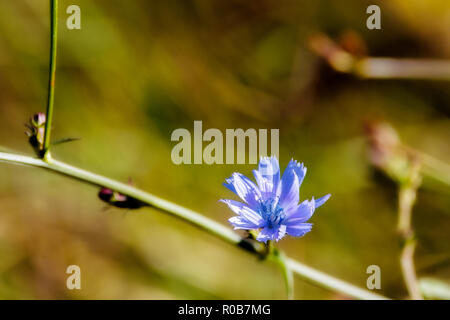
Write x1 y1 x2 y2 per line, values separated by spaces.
365 121 400 168
338 31 368 57
31 112 46 128
98 187 146 209
365 121 417 184
25 113 46 157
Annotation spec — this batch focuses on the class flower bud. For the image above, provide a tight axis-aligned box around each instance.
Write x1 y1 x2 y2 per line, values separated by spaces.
365 121 417 184
31 112 46 128
98 187 146 209
25 113 46 157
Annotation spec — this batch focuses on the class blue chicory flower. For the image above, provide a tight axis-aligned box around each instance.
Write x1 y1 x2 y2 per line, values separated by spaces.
221 156 330 243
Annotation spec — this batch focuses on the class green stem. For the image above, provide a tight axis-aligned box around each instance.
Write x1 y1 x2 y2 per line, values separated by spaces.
0 151 388 300
43 0 58 158
270 248 294 300
286 258 390 300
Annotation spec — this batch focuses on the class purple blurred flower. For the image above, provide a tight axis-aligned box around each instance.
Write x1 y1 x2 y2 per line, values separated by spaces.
221 156 330 243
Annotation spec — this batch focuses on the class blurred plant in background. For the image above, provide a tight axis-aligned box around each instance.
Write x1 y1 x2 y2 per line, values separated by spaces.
0 0 449 299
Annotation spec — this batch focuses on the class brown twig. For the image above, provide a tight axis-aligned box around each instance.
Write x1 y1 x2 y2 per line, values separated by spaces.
397 159 423 300
365 122 427 299
309 33 450 81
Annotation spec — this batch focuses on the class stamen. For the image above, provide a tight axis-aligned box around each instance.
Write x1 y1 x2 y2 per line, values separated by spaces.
259 198 285 228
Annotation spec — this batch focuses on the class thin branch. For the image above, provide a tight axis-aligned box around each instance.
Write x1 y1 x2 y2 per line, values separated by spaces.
0 150 388 300
400 238 421 299
366 121 450 188
356 58 450 81
412 149 450 187
397 161 423 300
366 122 443 299
43 0 58 158
286 258 385 300
309 34 450 81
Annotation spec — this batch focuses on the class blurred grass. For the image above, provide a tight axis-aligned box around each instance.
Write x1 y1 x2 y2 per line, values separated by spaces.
0 0 449 299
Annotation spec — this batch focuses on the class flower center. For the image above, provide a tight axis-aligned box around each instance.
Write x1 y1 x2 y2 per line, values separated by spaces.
259 198 285 228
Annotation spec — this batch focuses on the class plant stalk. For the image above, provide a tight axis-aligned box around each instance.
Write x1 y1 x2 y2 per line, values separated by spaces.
0 150 388 300
43 0 58 158
397 161 423 300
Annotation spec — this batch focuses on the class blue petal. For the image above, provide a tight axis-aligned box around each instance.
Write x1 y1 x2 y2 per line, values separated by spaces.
278 160 307 211
285 159 307 186
256 225 287 242
219 199 247 216
256 228 278 242
315 194 331 208
284 199 315 224
240 206 265 227
278 168 300 212
256 227 275 242
274 225 287 241
257 156 280 191
228 216 260 230
224 173 261 208
228 206 265 230
292 161 307 185
253 169 275 199
223 181 236 193
285 223 312 237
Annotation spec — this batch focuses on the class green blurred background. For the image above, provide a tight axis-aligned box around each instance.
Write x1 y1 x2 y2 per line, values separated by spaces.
0 0 449 299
